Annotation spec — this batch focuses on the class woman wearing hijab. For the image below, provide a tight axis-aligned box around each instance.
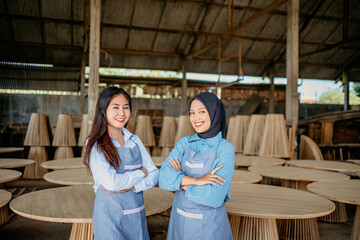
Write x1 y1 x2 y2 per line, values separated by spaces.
159 92 234 240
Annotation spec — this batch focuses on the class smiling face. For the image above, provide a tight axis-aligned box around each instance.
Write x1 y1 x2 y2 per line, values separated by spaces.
189 99 211 133
106 94 131 134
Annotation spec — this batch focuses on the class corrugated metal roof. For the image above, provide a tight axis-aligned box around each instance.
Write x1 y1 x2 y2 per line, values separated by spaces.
0 0 360 92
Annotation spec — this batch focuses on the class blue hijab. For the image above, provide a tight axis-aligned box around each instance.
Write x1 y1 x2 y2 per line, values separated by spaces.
188 92 226 139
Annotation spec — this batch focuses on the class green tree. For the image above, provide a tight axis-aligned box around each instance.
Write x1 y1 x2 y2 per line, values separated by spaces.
318 88 360 105
353 83 360 97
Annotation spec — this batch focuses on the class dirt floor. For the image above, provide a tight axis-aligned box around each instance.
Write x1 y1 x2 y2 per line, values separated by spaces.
0 179 356 240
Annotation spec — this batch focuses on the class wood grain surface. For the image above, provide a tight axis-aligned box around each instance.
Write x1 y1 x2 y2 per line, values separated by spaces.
307 180 360 205
0 169 22 183
0 159 35 169
0 190 12 208
249 166 349 182
10 186 173 223
41 158 85 170
234 154 285 168
287 160 360 173
0 148 24 154
43 168 94 185
226 183 335 219
232 170 262 184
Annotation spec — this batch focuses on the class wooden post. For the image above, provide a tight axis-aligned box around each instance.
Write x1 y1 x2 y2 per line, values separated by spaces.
343 70 349 111
217 38 222 99
88 0 101 129
181 61 188 115
80 0 90 114
285 0 299 124
80 54 87 114
269 70 275 113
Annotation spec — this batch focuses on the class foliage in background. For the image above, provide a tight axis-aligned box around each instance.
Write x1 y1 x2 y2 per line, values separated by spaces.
354 83 360 97
318 88 360 105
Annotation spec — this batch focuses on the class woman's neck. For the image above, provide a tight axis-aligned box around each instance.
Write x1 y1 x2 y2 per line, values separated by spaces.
108 127 124 146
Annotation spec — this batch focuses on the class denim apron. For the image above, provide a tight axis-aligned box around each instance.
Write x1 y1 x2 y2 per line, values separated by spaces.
167 144 233 240
93 144 149 240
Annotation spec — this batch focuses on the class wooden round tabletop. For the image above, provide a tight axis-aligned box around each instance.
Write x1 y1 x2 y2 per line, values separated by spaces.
232 170 262 184
0 158 35 169
41 158 85 170
225 183 335 219
43 168 94 185
151 156 166 167
0 189 12 208
287 160 360 173
0 169 22 184
249 166 350 182
234 155 285 168
0 147 24 154
307 180 360 206
345 159 360 165
10 186 173 223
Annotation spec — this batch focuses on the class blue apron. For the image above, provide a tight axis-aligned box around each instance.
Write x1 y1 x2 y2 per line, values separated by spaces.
167 144 233 240
93 144 149 240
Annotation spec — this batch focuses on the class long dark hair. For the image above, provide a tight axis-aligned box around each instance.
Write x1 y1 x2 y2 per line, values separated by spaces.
83 86 132 170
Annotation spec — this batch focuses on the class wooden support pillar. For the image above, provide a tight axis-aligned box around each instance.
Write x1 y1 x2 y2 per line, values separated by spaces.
80 0 90 114
269 70 275 113
343 70 349 111
88 0 101 128
285 0 299 124
181 61 188 115
217 38 222 99
80 54 87 114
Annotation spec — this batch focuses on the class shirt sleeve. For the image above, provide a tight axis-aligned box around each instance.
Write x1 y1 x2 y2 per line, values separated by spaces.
184 140 235 208
132 136 159 193
89 145 145 191
159 136 189 191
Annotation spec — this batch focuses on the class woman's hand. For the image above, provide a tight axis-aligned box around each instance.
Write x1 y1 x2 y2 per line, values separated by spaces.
193 165 225 187
100 185 135 193
169 157 182 172
140 167 148 177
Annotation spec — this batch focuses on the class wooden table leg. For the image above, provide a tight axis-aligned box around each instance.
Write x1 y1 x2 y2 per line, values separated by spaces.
69 222 94 240
230 214 278 240
0 206 9 224
351 205 360 240
277 218 319 240
318 201 347 223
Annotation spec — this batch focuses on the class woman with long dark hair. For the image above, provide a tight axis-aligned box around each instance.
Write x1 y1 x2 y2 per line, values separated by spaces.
159 92 234 240
83 86 158 240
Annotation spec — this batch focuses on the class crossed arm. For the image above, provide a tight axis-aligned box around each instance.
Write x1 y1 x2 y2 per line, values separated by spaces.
169 157 225 190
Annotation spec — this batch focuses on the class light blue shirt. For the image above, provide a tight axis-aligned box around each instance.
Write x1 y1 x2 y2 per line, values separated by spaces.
89 127 159 193
159 132 235 208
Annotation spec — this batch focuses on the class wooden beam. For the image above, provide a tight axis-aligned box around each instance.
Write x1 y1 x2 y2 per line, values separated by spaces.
181 61 188 115
88 0 101 127
228 0 287 34
343 70 349 111
186 0 287 59
299 0 327 34
300 36 360 59
343 0 349 42
80 0 90 114
0 40 343 69
160 0 360 22
269 70 275 113
0 13 335 47
285 0 299 124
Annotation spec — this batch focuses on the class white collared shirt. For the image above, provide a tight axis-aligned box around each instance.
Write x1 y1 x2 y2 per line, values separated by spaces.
89 127 159 193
